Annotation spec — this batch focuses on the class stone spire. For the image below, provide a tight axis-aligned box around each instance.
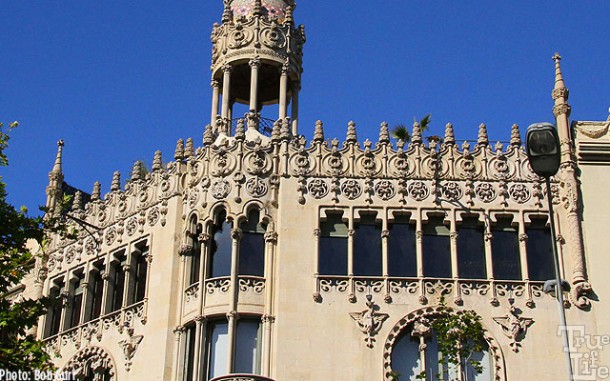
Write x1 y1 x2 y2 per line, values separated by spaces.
131 161 143 181
510 124 521 146
45 140 65 214
313 120 324 142
444 123 455 145
110 171 121 192
185 138 195 158
552 53 573 165
174 138 185 161
477 123 489 146
152 150 163 172
91 181 101 201
411 122 422 145
346 121 357 143
72 190 83 211
378 122 390 144
203 125 214 146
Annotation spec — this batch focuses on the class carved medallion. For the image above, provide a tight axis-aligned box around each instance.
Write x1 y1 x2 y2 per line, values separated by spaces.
307 179 329 199
408 181 430 201
509 184 531 204
245 177 268 197
441 182 463 201
341 179 362 200
374 180 396 201
211 179 232 199
475 183 497 203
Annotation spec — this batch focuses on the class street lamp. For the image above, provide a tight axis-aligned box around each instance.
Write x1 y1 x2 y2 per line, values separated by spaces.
525 122 574 381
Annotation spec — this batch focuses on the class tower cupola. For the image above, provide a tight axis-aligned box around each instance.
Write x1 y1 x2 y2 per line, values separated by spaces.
210 0 305 137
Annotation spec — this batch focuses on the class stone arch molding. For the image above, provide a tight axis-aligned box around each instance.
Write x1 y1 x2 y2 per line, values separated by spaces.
382 306 506 381
62 346 117 381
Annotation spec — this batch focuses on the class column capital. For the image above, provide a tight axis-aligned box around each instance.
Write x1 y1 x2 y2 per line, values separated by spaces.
222 63 233 74
249 56 261 68
211 79 219 88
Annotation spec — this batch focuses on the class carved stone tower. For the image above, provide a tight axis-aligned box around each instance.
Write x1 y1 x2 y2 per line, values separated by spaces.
210 0 305 137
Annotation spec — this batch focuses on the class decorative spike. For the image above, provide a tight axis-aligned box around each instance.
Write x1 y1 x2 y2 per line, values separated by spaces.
51 139 65 175
185 138 195 158
152 150 163 171
91 181 101 201
174 138 185 161
378 122 390 144
477 123 489 146
280 117 291 140
203 124 214 145
253 0 262 16
444 123 455 145
234 119 245 140
510 124 522 146
222 3 233 23
111 171 121 192
72 191 83 211
271 120 281 142
552 53 565 91
131 161 142 181
313 120 325 142
411 122 422 144
495 141 503 153
285 5 294 24
346 121 357 143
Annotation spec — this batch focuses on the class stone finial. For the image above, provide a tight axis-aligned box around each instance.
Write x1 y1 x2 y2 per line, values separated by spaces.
510 124 522 146
313 120 325 142
111 171 121 192
174 138 185 161
271 120 281 142
378 122 390 144
91 181 101 201
51 139 65 175
72 190 83 211
203 124 214 145
253 0 262 16
152 150 163 171
285 5 294 24
411 122 422 144
444 123 455 145
131 161 143 181
234 119 245 140
477 123 489 146
346 121 357 143
185 138 195 158
553 52 566 91
280 117 291 140
246 112 259 131
222 3 233 23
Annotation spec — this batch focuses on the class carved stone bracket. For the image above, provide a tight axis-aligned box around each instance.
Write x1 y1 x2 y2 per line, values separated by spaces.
118 325 144 372
349 294 389 348
493 299 534 352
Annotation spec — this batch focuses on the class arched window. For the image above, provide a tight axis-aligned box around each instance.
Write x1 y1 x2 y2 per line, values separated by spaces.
391 320 493 381
187 216 202 286
209 209 233 278
239 209 266 277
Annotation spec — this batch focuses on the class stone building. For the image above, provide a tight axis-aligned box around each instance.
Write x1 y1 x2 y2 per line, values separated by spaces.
22 0 610 380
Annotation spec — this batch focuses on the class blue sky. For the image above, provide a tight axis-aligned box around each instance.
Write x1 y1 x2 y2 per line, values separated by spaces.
2 1 609 213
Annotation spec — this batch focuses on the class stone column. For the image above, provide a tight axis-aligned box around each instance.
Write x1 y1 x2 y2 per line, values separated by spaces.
211 79 220 127
221 64 233 121
249 57 261 112
278 62 289 120
291 80 300 135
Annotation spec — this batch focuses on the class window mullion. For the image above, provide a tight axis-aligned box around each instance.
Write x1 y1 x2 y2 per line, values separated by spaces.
450 213 459 279
416 211 424 278
517 212 529 281
227 227 242 374
484 213 494 281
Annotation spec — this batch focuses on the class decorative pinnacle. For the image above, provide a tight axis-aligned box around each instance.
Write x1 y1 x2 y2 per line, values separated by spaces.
253 0 262 16
280 117 291 141
510 124 522 146
313 120 324 142
222 2 233 23
51 139 65 174
411 122 422 144
131 161 142 181
111 171 121 192
444 123 455 145
152 150 163 171
91 181 101 200
477 123 489 146
203 124 214 146
185 138 195 158
174 138 185 161
271 120 281 142
346 121 357 143
234 119 246 140
72 190 83 211
378 122 390 144
553 52 565 90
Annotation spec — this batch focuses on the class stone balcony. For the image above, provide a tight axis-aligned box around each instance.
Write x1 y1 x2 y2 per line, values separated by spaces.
210 374 275 381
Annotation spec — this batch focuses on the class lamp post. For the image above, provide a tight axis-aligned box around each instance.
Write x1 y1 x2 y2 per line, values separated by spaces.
525 122 574 381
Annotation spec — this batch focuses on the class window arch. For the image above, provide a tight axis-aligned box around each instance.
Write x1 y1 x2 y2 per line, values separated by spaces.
208 208 233 279
383 307 505 381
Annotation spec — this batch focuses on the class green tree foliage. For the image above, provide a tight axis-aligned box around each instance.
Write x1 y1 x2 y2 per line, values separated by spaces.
0 122 54 370
392 114 432 142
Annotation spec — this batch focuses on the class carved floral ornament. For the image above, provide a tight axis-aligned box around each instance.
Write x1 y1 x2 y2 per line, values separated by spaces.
493 299 534 353
349 294 389 348
62 346 116 381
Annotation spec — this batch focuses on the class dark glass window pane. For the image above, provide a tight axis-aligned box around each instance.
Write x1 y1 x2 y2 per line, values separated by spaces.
210 211 233 278
239 210 266 277
319 213 348 275
207 321 229 379
391 331 422 379
234 319 261 374
422 217 451 278
457 217 486 279
388 217 417 277
68 277 84 329
88 270 104 321
135 248 148 303
110 258 126 312
492 219 521 280
353 214 382 276
189 223 201 286
182 326 197 381
46 282 64 337
526 218 554 281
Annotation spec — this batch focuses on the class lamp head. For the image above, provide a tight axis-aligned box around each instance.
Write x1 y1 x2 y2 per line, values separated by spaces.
526 123 561 178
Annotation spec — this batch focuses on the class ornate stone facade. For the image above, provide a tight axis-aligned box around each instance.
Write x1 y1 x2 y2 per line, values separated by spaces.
18 1 609 381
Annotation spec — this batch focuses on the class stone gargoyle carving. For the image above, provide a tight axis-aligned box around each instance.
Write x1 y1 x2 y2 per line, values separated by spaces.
118 324 143 371
349 294 389 348
493 299 534 352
